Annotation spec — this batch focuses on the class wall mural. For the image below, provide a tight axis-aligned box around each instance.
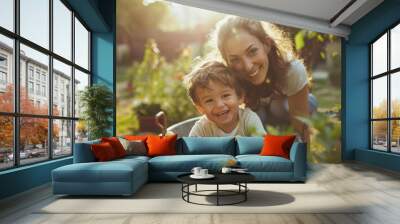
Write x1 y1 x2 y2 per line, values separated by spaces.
116 0 341 163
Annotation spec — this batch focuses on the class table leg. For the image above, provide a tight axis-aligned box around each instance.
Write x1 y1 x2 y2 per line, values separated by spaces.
245 183 247 201
217 184 219 206
181 184 183 199
187 184 190 202
195 184 197 192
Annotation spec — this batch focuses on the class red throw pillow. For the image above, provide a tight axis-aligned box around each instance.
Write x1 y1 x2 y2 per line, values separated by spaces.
124 135 148 142
91 142 117 161
146 134 177 157
101 137 127 158
260 134 296 159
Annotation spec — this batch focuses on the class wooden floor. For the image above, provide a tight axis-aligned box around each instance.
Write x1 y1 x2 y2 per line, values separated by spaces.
1 162 400 224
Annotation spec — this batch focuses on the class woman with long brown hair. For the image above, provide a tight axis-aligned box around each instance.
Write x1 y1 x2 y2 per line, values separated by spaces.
209 16 317 142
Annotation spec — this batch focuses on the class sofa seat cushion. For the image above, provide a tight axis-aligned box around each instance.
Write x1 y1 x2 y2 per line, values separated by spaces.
236 155 293 172
117 155 150 162
149 154 235 172
53 159 147 183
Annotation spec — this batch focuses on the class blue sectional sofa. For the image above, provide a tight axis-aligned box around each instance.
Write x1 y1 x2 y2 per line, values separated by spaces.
52 137 307 196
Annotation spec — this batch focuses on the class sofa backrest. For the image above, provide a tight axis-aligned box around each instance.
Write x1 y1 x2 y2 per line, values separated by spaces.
177 137 236 155
73 139 100 163
235 136 264 155
74 136 269 162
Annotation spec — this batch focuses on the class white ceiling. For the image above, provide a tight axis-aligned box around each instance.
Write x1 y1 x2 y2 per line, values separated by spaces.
167 0 384 38
226 0 353 22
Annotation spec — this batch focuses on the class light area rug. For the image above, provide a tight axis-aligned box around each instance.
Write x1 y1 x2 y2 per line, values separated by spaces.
37 183 362 214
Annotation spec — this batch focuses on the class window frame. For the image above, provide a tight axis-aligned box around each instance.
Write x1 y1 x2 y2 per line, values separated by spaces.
370 21 400 154
0 70 7 85
0 53 8 89
0 0 92 171
0 53 7 68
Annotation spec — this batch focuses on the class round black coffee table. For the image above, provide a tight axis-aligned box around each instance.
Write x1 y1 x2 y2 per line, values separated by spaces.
177 173 255 206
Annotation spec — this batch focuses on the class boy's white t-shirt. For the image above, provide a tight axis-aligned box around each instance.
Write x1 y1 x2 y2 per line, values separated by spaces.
189 108 266 137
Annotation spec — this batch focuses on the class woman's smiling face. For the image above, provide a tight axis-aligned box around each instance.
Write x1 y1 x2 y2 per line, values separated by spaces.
223 30 270 85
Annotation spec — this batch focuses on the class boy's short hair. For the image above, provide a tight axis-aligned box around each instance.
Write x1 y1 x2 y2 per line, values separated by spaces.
184 61 243 104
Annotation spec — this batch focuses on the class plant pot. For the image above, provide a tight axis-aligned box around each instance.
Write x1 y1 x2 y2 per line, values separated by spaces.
138 116 161 134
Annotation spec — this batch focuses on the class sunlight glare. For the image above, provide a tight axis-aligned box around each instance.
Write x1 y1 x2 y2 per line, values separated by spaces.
142 0 223 31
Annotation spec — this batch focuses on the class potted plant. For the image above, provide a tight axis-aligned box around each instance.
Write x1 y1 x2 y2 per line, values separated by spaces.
134 102 162 134
79 84 113 140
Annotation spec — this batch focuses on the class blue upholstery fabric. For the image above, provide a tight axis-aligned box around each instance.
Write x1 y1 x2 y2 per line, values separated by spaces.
53 163 138 182
149 154 235 173
117 155 150 163
52 182 134 196
236 155 293 172
236 137 263 155
53 137 307 196
73 140 100 163
52 158 148 195
177 137 235 155
290 142 307 181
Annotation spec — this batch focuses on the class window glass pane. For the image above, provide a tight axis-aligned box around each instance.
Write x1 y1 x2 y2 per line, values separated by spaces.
75 120 88 143
20 0 49 49
0 0 14 31
53 0 72 60
0 34 14 112
372 33 387 76
372 77 387 119
391 120 400 153
372 121 388 151
391 24 400 70
20 44 49 115
74 17 89 70
0 116 13 170
53 59 72 117
20 117 49 165
53 119 72 157
391 72 400 118
74 69 89 118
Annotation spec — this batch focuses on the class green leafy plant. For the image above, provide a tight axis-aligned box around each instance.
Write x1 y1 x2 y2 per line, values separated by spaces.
264 108 341 163
116 39 199 135
79 84 114 140
297 110 341 163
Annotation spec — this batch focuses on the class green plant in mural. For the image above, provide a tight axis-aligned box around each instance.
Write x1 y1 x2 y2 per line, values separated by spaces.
264 107 341 163
116 39 199 135
265 125 295 136
79 84 114 140
298 110 341 163
116 103 139 136
294 30 338 69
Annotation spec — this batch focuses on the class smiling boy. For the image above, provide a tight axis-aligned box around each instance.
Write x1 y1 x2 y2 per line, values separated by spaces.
184 61 266 137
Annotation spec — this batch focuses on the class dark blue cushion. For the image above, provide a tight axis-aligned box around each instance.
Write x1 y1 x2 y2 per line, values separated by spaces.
236 136 263 155
177 137 235 155
149 154 235 172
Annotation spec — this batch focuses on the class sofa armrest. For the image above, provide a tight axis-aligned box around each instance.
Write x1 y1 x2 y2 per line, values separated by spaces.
73 140 100 163
289 141 307 181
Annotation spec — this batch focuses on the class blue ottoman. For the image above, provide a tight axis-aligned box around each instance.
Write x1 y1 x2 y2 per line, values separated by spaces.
52 157 148 196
